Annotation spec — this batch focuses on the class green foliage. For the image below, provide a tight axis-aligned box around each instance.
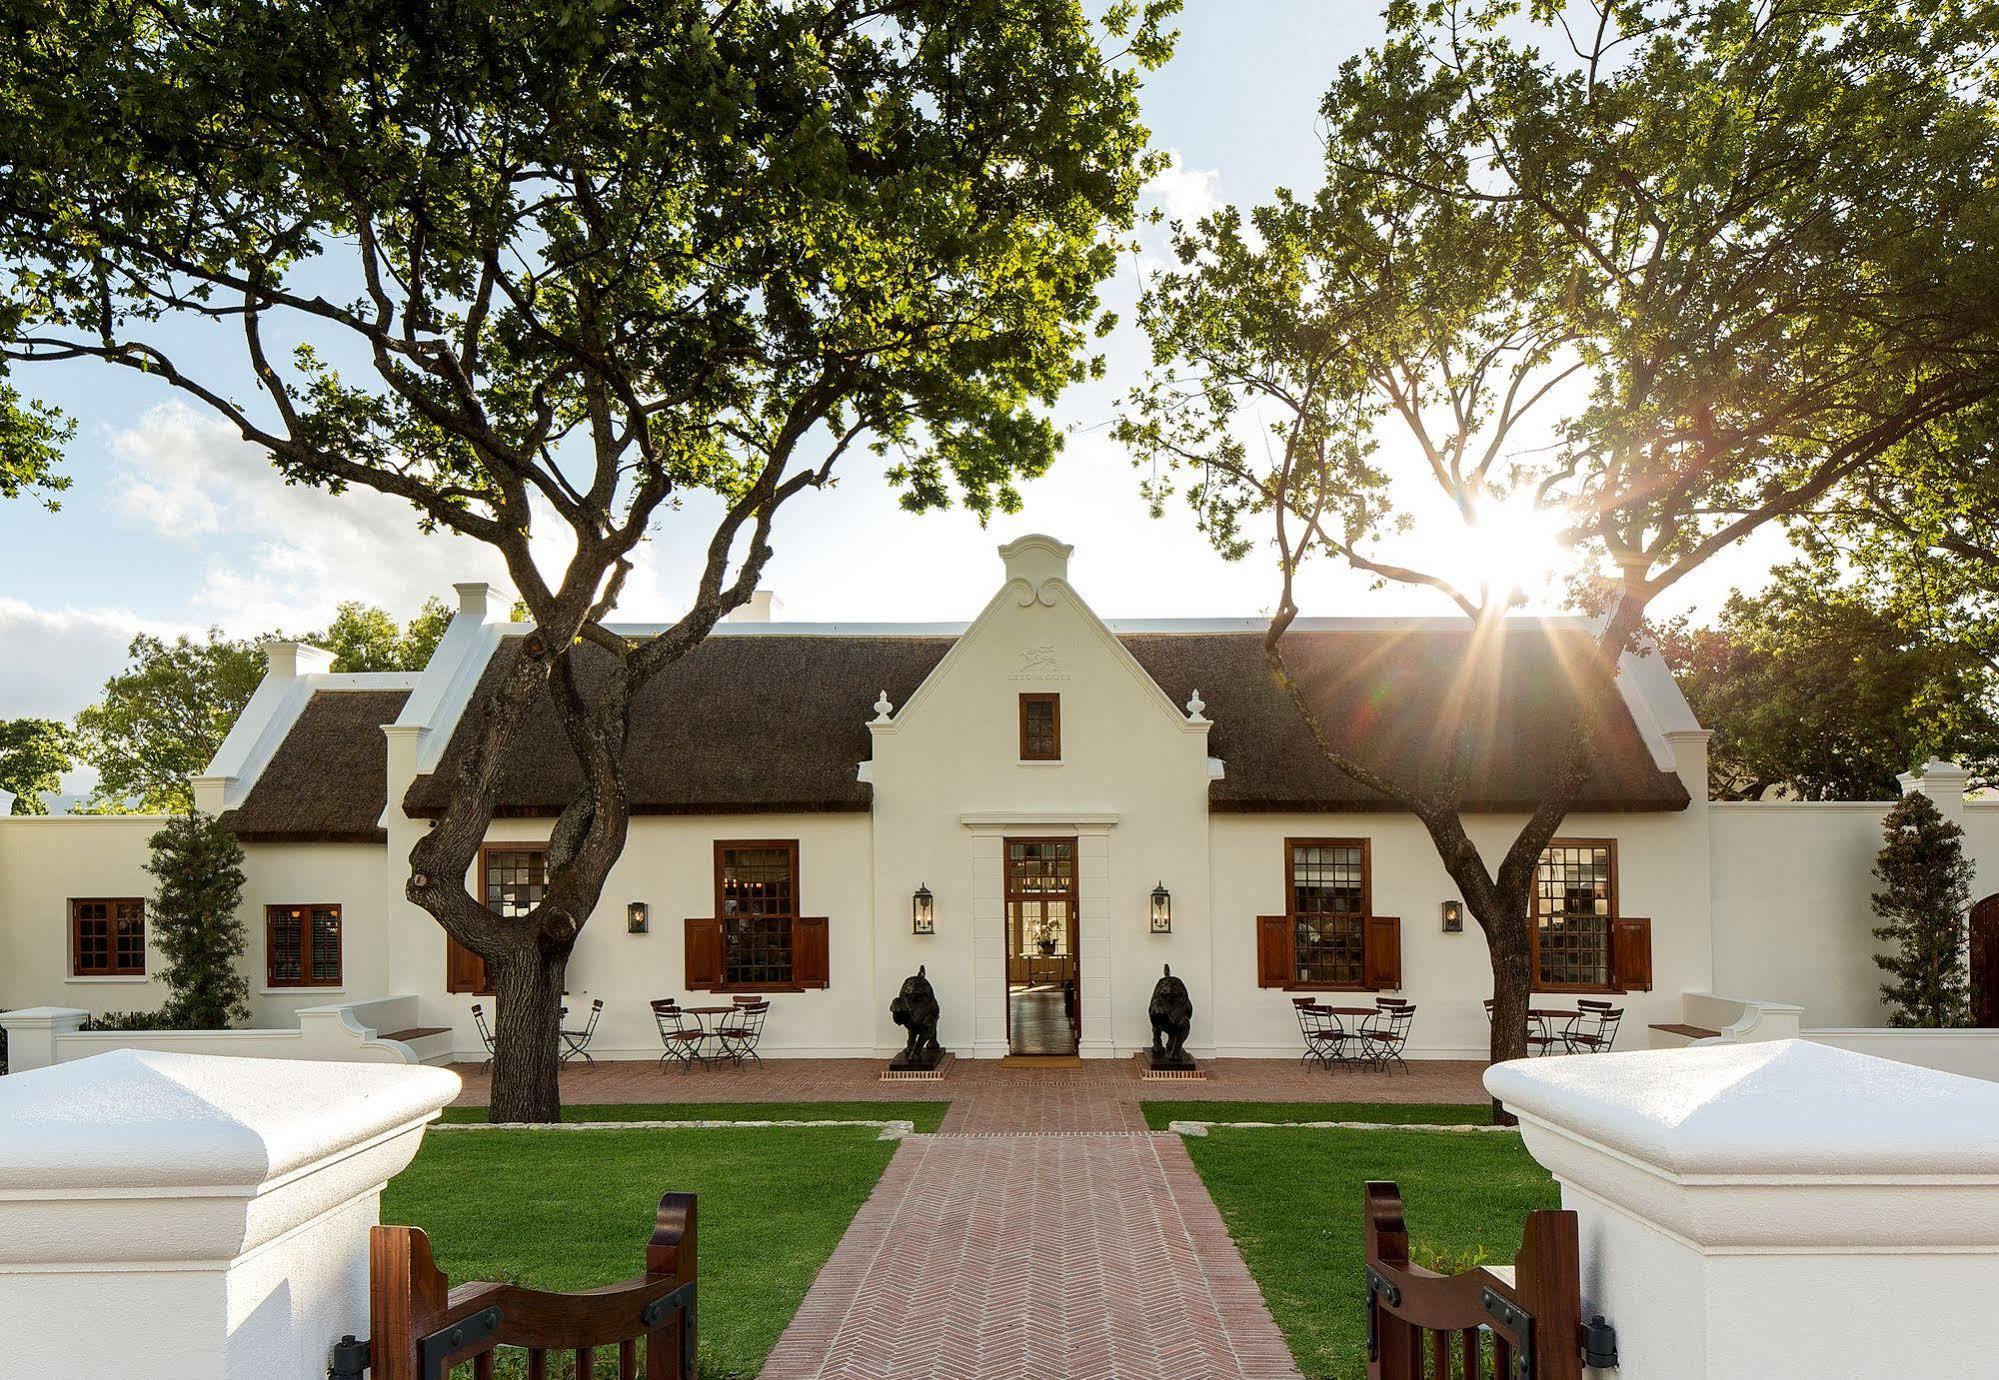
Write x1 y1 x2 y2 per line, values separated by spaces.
144 812 251 1030
1123 2 1999 617
80 1008 179 1032
437 1100 952 1132
1872 792 1974 1028
75 633 266 814
314 597 453 673
0 378 71 508
0 716 76 814
1139 1101 1486 1130
1656 570 1999 800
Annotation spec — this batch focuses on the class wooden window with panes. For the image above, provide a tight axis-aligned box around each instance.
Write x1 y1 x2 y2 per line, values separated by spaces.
71 897 146 977
1256 841 1401 992
445 843 548 994
267 904 342 987
684 840 828 992
1531 839 1651 993
1018 693 1061 760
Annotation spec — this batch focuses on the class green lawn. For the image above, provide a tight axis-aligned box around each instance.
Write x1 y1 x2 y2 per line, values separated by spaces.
1181 1125 1557 1380
439 1099 951 1132
382 1125 899 1378
1141 1100 1489 1130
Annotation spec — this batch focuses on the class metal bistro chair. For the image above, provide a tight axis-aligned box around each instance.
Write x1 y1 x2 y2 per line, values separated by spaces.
1561 1000 1624 1054
470 1002 497 1070
1292 997 1346 1070
1359 998 1416 1074
560 998 604 1065
651 998 710 1073
1485 998 1561 1056
717 999 771 1067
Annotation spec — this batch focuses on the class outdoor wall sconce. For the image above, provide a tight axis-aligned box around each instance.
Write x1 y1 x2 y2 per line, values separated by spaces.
1441 899 1464 933
627 901 650 934
912 883 936 935
1150 881 1172 934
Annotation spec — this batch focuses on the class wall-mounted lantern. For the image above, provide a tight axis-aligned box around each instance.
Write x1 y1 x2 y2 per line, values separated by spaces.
1149 881 1172 934
912 883 936 935
627 901 650 934
1441 899 1463 933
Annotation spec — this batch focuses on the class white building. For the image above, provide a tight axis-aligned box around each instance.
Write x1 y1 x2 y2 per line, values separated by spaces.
4 534 1996 1064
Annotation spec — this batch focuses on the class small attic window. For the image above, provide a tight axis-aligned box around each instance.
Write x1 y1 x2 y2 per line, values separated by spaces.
1019 693 1061 761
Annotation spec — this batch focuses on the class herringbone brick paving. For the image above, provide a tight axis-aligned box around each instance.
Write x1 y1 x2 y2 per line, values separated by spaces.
449 1057 1488 1377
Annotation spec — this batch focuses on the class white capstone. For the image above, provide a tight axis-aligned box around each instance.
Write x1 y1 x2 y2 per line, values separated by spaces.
1489 1041 1999 1379
0 1050 459 1379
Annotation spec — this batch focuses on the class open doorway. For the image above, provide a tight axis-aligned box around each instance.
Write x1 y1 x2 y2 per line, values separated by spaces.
1004 837 1079 1055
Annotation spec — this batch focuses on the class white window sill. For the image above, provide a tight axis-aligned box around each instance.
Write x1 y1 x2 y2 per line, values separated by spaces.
65 975 150 985
259 986 344 997
1017 759 1065 767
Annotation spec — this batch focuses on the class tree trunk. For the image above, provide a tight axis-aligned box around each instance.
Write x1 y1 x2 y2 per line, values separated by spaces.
488 946 569 1124
1480 899 1535 1127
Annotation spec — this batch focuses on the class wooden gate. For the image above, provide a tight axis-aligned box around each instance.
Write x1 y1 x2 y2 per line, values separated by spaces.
1363 1181 1584 1380
367 1191 697 1379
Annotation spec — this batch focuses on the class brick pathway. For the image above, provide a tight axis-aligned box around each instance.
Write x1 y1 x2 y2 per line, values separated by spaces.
448 1057 1488 1379
758 1132 1302 1380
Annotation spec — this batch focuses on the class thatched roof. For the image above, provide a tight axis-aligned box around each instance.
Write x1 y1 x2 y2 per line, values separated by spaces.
230 623 1685 839
1121 628 1689 812
219 689 411 843
402 635 955 818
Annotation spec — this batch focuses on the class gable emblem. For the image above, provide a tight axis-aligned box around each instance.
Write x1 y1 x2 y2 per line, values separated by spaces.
1010 642 1070 682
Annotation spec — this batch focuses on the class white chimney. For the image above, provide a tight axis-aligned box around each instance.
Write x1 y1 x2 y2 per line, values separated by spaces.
731 591 784 623
262 640 336 680
454 581 506 622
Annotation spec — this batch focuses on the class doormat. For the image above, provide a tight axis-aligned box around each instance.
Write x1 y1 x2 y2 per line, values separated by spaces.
1133 1052 1207 1081
998 1054 1084 1068
880 1052 956 1082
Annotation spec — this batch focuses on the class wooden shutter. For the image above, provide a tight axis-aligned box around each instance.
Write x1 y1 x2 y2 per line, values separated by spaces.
1611 916 1652 992
1363 915 1403 991
444 937 492 995
794 916 830 989
684 917 724 990
1256 915 1292 988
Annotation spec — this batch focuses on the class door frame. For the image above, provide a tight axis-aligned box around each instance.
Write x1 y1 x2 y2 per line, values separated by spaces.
1972 894 1999 1028
1003 835 1081 1053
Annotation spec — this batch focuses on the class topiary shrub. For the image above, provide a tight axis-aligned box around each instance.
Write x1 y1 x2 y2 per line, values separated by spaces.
145 811 252 1029
1872 791 1974 1027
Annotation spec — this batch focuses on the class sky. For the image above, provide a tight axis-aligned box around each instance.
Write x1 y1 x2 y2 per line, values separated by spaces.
0 1 1784 736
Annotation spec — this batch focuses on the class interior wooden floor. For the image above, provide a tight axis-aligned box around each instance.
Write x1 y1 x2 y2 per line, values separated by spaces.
1007 984 1078 1056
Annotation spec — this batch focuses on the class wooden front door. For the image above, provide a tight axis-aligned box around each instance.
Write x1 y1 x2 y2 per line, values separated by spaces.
1005 837 1079 1054
1972 894 1999 1027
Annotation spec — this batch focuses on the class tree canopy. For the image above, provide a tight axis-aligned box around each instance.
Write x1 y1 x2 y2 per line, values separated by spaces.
0 0 1176 1119
1656 572 1999 801
0 717 76 814
1120 0 1999 1082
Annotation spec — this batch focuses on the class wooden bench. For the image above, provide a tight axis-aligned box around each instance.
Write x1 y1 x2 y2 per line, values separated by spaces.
379 1026 450 1043
1648 1022 1721 1040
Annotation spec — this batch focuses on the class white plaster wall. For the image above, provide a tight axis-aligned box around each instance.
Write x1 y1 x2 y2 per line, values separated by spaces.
866 545 1215 1059
1208 803 1714 1059
385 812 878 1060
0 815 169 1014
238 843 392 1025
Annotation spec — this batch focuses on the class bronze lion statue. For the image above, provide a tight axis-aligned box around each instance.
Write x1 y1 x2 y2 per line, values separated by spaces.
1148 964 1194 1068
890 964 944 1069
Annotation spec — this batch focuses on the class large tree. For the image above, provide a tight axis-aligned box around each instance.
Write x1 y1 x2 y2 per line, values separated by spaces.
1656 570 1999 800
1 0 1175 1119
0 717 76 814
1121 0 1999 1096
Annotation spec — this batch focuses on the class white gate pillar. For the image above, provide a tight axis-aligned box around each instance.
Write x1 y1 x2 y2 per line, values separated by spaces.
0 1004 87 1072
0 1049 459 1379
1488 1040 1999 1379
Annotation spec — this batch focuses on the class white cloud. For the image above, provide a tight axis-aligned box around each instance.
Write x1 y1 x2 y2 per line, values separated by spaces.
106 403 521 632
0 597 181 720
1144 148 1223 227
